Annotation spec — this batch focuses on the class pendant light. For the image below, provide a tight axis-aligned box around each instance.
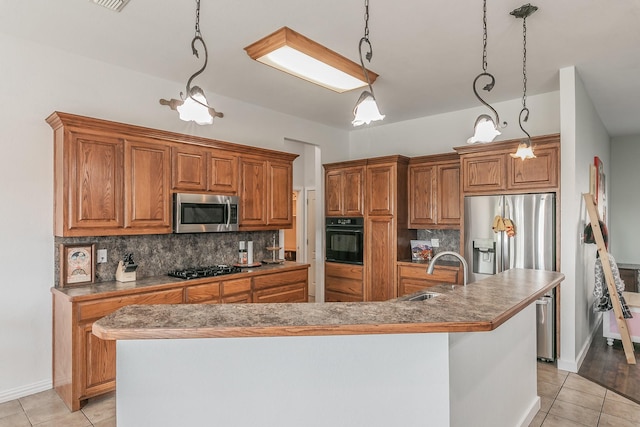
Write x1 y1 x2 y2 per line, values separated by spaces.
510 4 538 160
467 0 506 143
352 0 385 126
159 0 223 125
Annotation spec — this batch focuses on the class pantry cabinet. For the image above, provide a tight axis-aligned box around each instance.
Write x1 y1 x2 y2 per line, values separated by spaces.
52 264 309 411
455 134 560 195
408 153 460 229
47 112 296 236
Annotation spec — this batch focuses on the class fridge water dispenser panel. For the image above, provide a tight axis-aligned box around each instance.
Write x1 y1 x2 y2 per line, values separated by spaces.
473 239 496 275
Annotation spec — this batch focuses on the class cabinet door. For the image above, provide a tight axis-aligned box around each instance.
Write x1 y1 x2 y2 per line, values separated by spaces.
171 146 207 191
208 151 238 194
507 146 558 190
267 160 293 226
367 163 395 216
68 132 124 231
124 139 171 232
254 283 307 303
462 154 506 193
408 164 436 227
83 323 116 395
184 281 221 304
437 163 461 225
343 167 365 216
325 170 344 216
365 216 394 301
239 158 267 226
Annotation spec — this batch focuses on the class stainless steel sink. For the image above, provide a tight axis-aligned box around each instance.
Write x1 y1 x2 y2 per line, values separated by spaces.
397 291 439 301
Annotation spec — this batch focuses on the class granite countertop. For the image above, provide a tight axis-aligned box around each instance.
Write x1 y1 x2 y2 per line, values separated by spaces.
93 268 564 340
52 261 309 301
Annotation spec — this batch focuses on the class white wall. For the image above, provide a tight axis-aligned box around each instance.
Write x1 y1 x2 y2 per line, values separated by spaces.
348 91 561 158
0 33 348 402
557 66 610 372
610 135 640 263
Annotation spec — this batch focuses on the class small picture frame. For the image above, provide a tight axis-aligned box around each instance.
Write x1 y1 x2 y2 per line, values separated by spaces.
60 243 95 287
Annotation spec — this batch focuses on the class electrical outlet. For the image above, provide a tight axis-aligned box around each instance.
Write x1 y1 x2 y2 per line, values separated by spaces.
97 249 108 264
431 239 440 248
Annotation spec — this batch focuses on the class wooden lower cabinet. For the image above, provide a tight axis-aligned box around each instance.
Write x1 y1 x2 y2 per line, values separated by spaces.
397 262 461 296
325 262 364 302
52 265 309 411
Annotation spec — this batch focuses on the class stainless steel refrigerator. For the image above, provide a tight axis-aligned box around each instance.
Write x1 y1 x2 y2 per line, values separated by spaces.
464 193 556 360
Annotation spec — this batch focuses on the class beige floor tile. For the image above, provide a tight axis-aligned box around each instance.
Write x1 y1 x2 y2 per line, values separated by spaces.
529 410 547 427
93 416 117 427
0 411 31 427
556 387 605 412
538 370 568 387
602 399 640 424
0 400 23 419
540 396 554 413
81 392 116 424
562 373 606 398
539 380 562 399
541 413 592 427
605 390 640 407
20 389 78 425
598 413 639 427
31 410 92 427
548 399 600 426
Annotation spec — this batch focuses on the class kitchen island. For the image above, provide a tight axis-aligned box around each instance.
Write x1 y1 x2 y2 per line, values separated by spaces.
93 268 564 427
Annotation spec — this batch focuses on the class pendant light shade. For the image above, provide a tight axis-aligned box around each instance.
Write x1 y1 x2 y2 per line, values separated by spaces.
159 0 223 125
468 0 505 143
352 0 384 127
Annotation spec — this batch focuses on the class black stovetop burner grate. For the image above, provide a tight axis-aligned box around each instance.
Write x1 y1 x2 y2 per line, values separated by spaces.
168 265 242 280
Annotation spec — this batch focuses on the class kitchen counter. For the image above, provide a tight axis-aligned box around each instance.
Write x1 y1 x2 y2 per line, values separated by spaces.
93 268 562 340
96 268 563 427
52 261 308 301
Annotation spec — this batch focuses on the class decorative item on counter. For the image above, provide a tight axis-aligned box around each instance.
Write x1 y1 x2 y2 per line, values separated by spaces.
235 240 261 267
247 241 254 265
116 253 138 283
504 218 516 237
238 241 248 265
410 240 433 261
59 243 96 287
263 235 285 264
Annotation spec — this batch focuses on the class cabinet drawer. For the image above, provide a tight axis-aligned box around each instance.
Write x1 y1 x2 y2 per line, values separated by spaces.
325 262 364 281
185 281 221 303
253 269 307 290
78 288 183 322
399 279 439 297
254 283 307 303
398 265 458 283
221 277 252 296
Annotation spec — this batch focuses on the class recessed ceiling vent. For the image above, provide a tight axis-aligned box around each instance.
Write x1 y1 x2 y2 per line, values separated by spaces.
90 0 130 12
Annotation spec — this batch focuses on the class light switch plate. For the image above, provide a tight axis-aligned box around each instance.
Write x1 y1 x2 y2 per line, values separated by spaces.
431 239 440 248
97 249 108 264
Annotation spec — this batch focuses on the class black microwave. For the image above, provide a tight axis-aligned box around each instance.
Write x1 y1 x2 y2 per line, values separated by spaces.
173 193 239 233
325 217 364 265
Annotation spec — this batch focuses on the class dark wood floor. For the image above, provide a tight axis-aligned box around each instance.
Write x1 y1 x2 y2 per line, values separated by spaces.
578 328 640 404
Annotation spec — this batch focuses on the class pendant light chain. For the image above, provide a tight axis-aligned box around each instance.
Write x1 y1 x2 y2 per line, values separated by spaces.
482 0 488 72
195 0 202 38
522 15 528 109
364 0 370 40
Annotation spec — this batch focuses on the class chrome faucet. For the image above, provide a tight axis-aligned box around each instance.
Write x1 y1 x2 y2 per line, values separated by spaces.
426 251 469 286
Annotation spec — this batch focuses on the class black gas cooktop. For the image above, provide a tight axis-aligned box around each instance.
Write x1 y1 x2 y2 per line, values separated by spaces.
168 265 242 280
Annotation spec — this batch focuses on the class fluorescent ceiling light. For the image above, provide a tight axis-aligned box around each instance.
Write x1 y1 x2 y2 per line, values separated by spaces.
244 27 378 93
90 0 130 12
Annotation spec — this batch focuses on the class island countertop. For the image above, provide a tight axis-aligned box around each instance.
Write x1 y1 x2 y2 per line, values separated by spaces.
93 268 563 340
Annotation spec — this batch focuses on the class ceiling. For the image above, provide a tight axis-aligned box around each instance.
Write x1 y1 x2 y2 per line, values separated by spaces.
2 0 640 136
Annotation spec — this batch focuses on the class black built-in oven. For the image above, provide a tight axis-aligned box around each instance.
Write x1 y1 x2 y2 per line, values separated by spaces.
325 217 364 265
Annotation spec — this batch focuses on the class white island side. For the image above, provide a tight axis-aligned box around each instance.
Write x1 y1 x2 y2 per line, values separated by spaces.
93 269 564 427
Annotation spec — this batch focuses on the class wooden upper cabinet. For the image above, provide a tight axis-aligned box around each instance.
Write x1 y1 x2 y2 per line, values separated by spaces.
208 151 238 194
239 157 267 227
267 160 293 226
408 154 460 228
324 162 365 217
456 134 560 195
66 132 125 234
124 138 171 232
366 163 396 216
171 146 207 191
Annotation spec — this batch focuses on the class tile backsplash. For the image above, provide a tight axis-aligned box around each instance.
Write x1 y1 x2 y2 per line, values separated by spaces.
416 229 460 254
55 231 278 286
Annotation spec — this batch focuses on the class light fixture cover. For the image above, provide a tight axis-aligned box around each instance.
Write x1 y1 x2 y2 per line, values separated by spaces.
467 114 501 144
352 91 385 126
90 0 129 12
176 87 214 125
245 27 378 93
511 141 536 160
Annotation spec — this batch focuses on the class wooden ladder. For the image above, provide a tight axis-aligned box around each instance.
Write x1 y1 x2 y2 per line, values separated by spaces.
584 193 636 364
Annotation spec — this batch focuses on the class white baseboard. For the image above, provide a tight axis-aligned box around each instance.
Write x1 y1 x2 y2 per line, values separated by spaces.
557 316 603 373
0 380 52 404
519 396 541 427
